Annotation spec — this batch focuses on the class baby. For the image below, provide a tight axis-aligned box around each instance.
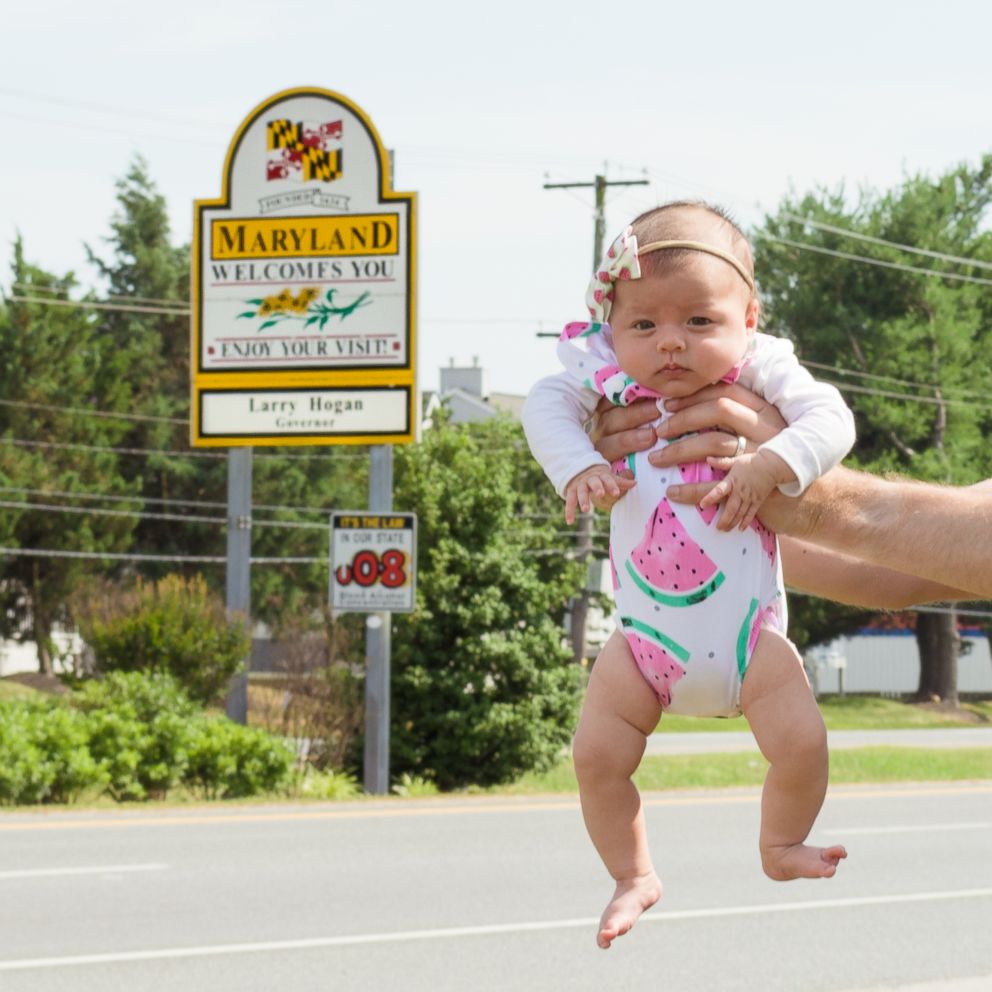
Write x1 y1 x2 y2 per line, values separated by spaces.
522 201 856 950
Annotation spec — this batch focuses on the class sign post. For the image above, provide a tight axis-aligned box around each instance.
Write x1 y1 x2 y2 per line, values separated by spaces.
224 447 252 723
330 503 417 795
192 88 417 745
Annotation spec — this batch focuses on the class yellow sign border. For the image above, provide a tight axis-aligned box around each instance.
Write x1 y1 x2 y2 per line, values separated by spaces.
191 86 417 447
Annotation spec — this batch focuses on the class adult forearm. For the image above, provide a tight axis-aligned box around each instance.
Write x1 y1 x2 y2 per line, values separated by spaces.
766 467 992 599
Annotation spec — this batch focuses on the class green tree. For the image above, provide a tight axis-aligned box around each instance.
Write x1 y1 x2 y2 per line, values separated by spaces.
85 157 223 580
756 157 992 703
389 415 584 789
0 240 141 672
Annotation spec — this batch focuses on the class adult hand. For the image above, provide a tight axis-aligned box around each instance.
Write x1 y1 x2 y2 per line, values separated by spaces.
589 383 787 472
650 382 787 470
588 396 662 468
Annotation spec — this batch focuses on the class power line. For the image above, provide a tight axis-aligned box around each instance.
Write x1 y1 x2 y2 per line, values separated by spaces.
0 484 333 517
757 233 992 288
0 396 186 426
0 436 369 462
0 498 329 531
10 283 187 308
8 295 189 317
0 546 325 565
0 86 222 129
0 109 218 148
781 213 992 272
6 292 552 328
799 360 991 403
818 379 992 412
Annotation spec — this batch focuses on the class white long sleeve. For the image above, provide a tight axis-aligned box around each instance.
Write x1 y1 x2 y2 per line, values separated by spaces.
740 336 856 496
521 372 607 498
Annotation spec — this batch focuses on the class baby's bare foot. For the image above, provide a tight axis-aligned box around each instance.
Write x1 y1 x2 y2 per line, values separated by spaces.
597 872 663 949
762 843 848 881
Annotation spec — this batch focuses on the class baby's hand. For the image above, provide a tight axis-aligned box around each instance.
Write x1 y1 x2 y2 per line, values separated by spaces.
699 450 794 532
563 465 636 524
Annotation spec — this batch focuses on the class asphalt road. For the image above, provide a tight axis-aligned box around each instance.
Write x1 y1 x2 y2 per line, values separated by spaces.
646 727 992 754
0 782 990 992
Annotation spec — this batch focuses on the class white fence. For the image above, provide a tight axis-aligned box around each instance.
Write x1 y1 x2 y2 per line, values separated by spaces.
808 633 992 695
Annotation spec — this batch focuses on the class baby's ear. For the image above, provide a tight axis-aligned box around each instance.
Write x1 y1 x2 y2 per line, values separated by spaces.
745 297 761 333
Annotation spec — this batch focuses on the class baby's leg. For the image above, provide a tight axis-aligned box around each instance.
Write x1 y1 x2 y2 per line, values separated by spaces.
572 630 663 949
741 629 848 881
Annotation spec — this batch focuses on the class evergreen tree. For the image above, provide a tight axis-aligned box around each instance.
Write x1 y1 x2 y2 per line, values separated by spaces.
0 240 140 672
85 157 222 582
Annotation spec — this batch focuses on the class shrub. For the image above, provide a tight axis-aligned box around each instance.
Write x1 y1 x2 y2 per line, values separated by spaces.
0 672 295 805
74 575 250 704
71 672 197 800
290 767 361 800
185 717 294 799
0 698 106 804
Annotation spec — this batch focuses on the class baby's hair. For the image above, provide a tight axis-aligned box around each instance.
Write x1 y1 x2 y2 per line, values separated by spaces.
630 200 755 295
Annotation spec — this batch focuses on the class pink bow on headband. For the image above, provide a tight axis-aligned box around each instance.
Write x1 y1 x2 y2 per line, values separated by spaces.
584 226 643 322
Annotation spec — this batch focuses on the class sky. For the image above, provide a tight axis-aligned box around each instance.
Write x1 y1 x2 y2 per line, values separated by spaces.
4 0 992 398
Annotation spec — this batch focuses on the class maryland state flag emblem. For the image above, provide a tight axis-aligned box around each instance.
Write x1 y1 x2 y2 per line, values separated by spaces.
266 119 343 182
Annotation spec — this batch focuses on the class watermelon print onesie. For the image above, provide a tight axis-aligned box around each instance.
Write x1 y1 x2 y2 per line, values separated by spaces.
522 323 855 717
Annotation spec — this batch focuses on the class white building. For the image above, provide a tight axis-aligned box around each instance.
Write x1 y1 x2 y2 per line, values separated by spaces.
422 358 525 425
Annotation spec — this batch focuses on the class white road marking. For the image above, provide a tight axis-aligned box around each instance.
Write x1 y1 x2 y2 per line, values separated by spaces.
1 886 990 971
0 863 167 881
822 822 991 836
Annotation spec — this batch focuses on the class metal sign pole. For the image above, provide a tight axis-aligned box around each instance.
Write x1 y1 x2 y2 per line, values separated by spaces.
225 446 252 723
363 444 394 794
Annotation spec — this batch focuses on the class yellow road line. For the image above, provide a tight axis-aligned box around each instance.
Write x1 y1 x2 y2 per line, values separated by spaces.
0 782 988 831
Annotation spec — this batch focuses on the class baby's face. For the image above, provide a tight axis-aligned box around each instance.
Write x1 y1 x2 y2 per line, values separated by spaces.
610 253 757 398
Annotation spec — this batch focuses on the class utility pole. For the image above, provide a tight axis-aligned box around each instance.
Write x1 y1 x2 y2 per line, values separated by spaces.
224 447 252 723
543 173 649 666
363 444 393 795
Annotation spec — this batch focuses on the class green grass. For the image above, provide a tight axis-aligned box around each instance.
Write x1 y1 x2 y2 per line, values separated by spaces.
655 696 992 734
499 747 992 795
0 680 39 700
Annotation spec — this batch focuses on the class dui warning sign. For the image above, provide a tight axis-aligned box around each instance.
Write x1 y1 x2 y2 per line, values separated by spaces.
191 87 417 447
330 512 417 613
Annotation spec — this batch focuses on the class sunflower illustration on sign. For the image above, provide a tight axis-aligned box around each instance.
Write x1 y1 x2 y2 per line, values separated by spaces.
237 287 371 331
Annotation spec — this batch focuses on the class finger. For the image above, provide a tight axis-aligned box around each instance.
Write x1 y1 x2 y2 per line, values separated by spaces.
698 478 732 509
704 455 737 472
650 432 740 468
738 504 759 531
659 392 786 444
591 398 660 443
586 476 606 500
564 490 577 525
664 381 768 414
657 401 754 440
717 492 745 531
577 481 592 513
666 480 720 505
593 425 659 465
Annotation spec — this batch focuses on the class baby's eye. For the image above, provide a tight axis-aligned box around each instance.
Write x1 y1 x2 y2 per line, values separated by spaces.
633 319 655 331
687 316 712 327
